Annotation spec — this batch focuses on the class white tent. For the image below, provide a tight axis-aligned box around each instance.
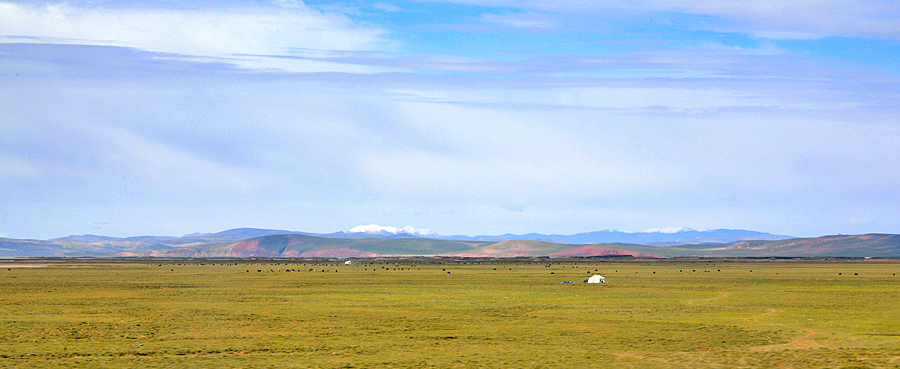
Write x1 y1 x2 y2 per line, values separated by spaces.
586 275 606 283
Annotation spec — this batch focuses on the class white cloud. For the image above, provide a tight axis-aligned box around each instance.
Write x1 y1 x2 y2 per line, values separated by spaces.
0 152 41 178
0 1 392 72
682 0 900 40
481 12 555 29
420 0 900 39
273 0 304 8
849 213 875 225
552 86 776 110
372 3 403 12
93 124 277 195
2 0 898 240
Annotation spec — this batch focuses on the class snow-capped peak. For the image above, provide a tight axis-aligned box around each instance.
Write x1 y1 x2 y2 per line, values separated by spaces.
640 227 696 234
349 224 436 236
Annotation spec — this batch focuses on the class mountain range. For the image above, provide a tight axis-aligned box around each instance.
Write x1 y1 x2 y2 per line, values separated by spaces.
2 227 899 258
431 228 790 245
51 227 790 244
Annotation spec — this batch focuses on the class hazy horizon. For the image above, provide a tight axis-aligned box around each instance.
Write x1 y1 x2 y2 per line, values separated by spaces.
4 223 817 241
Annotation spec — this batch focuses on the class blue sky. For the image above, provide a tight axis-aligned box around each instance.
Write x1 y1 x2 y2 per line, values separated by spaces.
1 0 899 239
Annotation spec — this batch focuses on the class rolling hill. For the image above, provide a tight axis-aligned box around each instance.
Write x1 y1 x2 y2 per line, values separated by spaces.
446 240 670 258
121 234 492 258
668 234 900 258
448 240 575 257
112 233 900 258
2 229 899 258
436 228 791 245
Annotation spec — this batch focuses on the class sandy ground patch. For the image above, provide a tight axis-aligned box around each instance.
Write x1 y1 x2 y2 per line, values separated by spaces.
0 264 50 268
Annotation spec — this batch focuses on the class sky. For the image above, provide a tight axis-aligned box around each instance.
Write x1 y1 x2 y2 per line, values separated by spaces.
1 0 899 239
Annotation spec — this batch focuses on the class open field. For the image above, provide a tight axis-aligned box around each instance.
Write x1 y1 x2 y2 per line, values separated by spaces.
1 258 899 368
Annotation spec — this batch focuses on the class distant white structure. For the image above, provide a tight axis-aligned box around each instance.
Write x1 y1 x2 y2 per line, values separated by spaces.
586 275 606 283
344 260 355 265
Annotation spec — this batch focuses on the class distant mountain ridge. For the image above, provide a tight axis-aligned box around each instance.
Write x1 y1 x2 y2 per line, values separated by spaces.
6 228 896 258
121 233 900 259
122 234 488 258
50 228 312 243
433 228 791 245
680 233 900 258
49 227 790 248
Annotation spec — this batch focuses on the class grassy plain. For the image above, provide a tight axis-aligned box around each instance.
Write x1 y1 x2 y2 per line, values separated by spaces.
1 258 899 368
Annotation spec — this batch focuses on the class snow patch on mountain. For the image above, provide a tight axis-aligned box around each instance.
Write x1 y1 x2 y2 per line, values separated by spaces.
349 224 436 236
641 227 696 234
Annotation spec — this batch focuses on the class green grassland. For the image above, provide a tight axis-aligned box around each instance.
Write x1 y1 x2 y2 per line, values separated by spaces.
1 258 899 368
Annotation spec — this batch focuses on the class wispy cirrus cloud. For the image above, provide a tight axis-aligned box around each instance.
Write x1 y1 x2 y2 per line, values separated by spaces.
2 0 899 240
481 12 556 30
0 1 393 72
420 0 900 39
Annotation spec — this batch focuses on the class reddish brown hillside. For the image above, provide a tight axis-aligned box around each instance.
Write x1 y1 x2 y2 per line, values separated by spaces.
448 240 572 257
692 234 900 257
229 239 283 257
549 246 665 258
301 249 382 257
